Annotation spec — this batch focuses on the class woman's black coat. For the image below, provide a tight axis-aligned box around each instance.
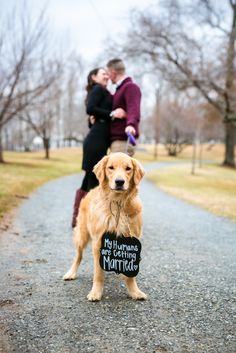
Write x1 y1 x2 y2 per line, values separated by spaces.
82 84 112 171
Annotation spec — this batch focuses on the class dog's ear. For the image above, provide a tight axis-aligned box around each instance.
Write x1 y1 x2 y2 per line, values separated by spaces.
132 158 145 185
93 155 109 184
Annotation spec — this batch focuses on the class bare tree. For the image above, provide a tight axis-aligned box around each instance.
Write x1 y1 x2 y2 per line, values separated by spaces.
19 60 62 159
152 88 161 158
63 62 81 144
114 0 236 166
160 98 194 156
61 54 89 146
2 118 35 151
201 103 224 142
0 4 59 162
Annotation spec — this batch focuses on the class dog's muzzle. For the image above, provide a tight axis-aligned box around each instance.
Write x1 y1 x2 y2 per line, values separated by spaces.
114 178 125 191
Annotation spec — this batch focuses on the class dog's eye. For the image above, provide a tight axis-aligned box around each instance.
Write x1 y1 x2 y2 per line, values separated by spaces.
126 166 132 171
108 166 114 170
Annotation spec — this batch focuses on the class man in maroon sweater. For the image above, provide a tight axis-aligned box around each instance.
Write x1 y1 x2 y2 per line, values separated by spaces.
107 58 141 156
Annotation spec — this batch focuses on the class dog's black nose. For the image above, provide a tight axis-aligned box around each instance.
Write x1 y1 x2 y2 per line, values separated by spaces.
115 178 125 187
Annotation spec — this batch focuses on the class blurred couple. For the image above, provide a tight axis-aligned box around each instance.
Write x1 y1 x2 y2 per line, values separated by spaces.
72 58 142 227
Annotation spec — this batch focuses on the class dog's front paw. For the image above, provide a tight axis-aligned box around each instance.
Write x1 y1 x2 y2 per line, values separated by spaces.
87 289 102 302
129 289 147 300
63 270 77 281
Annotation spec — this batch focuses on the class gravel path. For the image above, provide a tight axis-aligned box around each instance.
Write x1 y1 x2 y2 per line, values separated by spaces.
0 168 236 353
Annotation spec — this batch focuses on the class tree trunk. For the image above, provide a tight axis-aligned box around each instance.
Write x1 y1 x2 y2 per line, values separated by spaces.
223 3 236 168
0 127 4 163
191 139 197 175
43 137 50 159
153 140 158 159
223 121 236 167
198 142 203 168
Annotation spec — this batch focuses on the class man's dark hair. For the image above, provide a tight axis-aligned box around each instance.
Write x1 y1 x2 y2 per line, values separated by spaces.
107 58 126 73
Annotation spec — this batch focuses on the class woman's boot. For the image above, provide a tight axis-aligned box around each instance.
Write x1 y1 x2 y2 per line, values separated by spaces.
71 189 87 228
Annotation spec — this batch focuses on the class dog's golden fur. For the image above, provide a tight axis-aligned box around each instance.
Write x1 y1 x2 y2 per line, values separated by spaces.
63 152 147 301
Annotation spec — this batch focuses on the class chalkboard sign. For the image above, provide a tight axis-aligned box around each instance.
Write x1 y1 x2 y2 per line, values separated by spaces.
99 232 142 277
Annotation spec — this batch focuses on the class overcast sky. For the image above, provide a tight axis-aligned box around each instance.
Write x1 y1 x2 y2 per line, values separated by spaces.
1 0 155 65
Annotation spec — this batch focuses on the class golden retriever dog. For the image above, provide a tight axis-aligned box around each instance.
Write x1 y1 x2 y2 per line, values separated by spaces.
63 152 147 301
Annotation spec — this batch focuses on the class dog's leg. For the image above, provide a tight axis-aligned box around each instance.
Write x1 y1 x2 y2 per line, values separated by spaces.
125 277 147 300
87 239 104 301
63 227 89 280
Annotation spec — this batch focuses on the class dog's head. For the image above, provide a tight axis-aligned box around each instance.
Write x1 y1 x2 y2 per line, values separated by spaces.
93 152 145 192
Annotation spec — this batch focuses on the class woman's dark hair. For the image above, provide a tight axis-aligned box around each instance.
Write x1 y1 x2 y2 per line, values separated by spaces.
85 67 102 105
86 67 102 93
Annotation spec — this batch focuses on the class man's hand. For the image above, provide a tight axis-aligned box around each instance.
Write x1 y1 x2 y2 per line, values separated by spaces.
125 125 136 136
113 108 127 119
89 116 96 125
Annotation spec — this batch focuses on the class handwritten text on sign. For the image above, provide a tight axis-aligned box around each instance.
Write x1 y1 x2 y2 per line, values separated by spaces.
99 232 142 277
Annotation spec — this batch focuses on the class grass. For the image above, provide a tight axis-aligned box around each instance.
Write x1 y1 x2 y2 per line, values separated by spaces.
0 144 235 223
136 143 226 163
147 163 236 222
0 148 82 219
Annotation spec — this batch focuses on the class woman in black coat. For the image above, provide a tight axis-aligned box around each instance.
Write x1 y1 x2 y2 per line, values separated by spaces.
71 67 125 227
82 68 112 186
